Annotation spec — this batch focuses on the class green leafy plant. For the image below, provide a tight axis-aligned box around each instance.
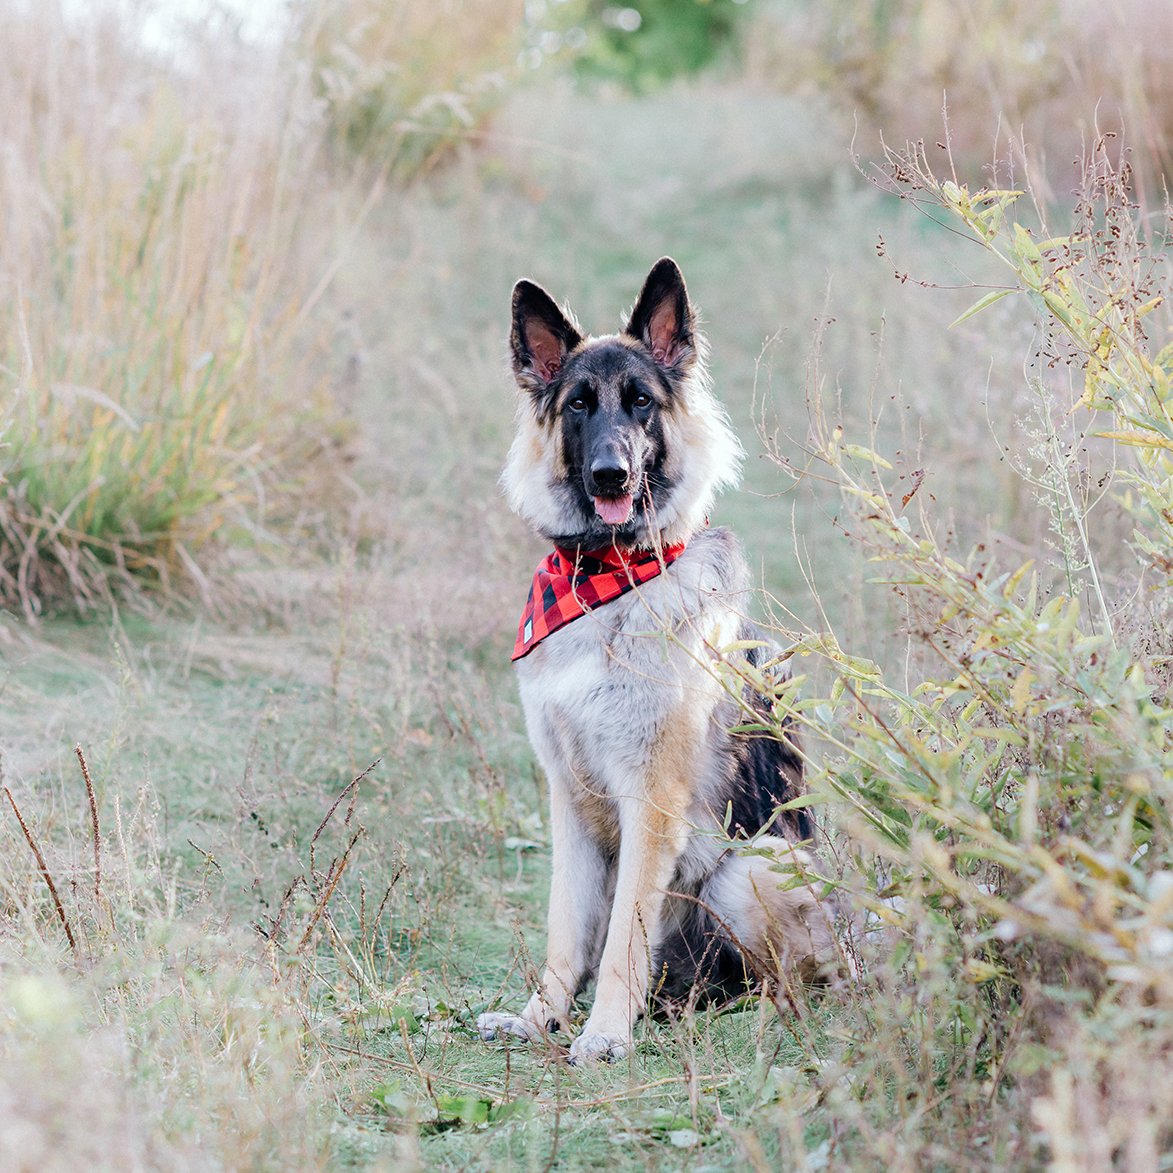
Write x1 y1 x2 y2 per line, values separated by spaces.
741 135 1173 1162
535 0 750 90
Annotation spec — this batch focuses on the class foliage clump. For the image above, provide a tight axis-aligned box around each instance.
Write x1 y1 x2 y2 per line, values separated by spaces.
537 0 751 91
297 0 525 175
745 136 1173 1164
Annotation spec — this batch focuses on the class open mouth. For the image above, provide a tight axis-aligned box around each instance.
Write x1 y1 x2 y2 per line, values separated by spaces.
592 493 635 526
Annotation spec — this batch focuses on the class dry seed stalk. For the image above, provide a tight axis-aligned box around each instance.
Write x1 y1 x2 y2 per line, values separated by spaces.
297 826 364 953
259 874 306 959
187 838 223 873
308 757 380 879
3 786 78 955
75 744 102 903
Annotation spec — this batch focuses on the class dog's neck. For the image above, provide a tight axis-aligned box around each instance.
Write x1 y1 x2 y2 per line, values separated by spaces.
547 522 692 555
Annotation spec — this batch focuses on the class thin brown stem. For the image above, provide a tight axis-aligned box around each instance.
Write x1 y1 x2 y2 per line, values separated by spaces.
75 744 101 904
298 826 364 953
309 758 380 879
4 786 78 956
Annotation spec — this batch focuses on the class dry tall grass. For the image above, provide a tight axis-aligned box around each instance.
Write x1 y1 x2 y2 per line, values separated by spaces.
0 0 533 620
296 0 525 174
0 3 341 615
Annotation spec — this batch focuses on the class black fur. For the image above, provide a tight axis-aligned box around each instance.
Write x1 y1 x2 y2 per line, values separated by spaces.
730 636 812 843
626 257 697 371
553 342 674 548
652 643 810 1008
653 897 750 1007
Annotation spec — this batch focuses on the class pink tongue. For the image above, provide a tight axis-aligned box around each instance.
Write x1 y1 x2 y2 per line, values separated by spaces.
594 493 634 525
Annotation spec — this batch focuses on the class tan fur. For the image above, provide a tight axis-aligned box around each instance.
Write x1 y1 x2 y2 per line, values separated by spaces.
580 708 701 1037
703 839 837 983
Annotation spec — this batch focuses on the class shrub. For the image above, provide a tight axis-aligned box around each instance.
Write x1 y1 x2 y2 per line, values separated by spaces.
737 135 1173 1162
746 0 1173 193
0 6 335 616
539 0 752 90
296 0 525 176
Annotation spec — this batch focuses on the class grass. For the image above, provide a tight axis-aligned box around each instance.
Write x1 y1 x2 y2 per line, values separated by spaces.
3 2 1173 1169
297 0 525 174
749 0 1173 200
0 3 347 615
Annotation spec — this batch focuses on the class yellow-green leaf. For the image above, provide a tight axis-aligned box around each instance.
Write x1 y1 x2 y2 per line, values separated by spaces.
1095 430 1173 453
950 288 1016 329
841 443 894 469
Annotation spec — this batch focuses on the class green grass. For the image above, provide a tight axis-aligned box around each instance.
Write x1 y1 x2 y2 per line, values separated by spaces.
3 597 839 1169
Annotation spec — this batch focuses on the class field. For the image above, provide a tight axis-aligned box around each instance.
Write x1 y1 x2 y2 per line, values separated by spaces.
2 2 1172 1169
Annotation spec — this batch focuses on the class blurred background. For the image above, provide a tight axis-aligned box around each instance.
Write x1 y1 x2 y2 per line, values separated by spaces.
5 0 1171 636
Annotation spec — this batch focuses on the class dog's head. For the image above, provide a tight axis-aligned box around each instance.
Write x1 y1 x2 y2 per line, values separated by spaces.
501 258 743 549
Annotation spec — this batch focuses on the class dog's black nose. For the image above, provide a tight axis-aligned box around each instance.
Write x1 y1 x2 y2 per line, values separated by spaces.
590 461 629 492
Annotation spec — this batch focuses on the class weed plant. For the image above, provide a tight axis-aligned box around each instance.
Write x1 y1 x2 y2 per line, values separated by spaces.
737 136 1173 1166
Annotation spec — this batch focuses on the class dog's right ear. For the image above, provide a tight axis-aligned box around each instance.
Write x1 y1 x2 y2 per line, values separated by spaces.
511 280 583 395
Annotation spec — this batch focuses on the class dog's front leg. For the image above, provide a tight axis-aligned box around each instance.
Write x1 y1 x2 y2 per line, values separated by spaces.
478 774 607 1045
569 791 685 1064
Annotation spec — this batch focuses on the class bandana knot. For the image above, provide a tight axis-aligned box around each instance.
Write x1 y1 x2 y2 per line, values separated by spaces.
512 540 687 661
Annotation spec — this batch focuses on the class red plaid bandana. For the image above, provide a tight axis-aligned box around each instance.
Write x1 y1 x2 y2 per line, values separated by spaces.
513 540 688 661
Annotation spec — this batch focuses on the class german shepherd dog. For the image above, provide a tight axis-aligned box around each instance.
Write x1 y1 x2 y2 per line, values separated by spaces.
477 258 836 1063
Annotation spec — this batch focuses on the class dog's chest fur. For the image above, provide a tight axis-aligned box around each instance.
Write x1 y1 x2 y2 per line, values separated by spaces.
515 527 746 860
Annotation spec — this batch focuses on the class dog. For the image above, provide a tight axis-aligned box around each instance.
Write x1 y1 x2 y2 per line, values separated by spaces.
477 258 836 1063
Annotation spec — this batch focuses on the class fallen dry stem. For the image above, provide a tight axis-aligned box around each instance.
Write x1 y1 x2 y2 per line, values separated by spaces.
328 1040 739 1110
3 785 78 956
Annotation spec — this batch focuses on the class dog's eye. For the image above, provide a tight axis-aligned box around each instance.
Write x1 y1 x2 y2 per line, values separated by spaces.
567 395 587 412
632 392 652 409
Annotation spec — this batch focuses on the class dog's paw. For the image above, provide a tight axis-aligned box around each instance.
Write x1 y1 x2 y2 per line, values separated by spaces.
476 1011 543 1044
568 1029 631 1065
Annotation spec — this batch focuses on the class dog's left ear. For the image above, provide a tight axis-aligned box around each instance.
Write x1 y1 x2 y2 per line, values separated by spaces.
625 257 695 369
